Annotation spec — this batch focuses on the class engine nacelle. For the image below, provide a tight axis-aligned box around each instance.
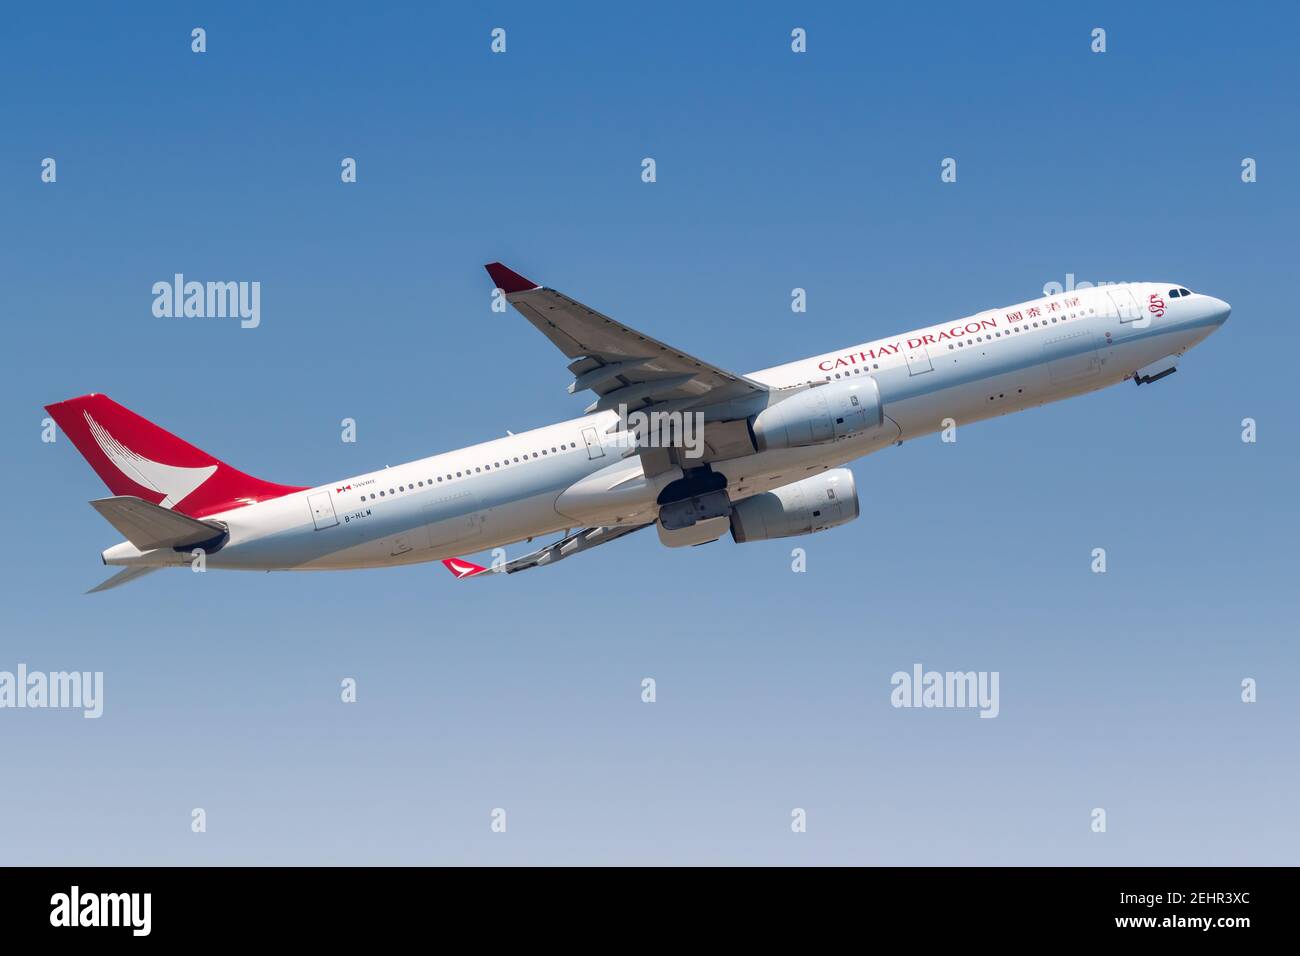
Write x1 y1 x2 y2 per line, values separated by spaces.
729 468 859 543
750 379 883 452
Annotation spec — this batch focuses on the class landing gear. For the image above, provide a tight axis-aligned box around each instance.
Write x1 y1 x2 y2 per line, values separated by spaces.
658 489 730 531
1133 355 1179 386
1134 367 1176 386
655 465 732 545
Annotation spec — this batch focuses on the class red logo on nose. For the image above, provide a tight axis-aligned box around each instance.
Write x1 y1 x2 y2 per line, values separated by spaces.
1148 294 1166 318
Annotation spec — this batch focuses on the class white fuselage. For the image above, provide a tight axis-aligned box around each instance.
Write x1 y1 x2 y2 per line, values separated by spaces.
103 282 1229 572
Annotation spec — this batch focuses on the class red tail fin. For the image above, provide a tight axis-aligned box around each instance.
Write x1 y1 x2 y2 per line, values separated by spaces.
44 393 305 518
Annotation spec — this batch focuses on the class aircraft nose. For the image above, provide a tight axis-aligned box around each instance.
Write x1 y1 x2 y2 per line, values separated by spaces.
1206 295 1231 325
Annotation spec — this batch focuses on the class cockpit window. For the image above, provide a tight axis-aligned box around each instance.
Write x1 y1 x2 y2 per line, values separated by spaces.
1178 288 1191 296
1169 289 1181 298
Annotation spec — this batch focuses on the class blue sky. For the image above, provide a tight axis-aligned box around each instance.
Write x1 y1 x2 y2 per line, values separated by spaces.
1 1 1296 864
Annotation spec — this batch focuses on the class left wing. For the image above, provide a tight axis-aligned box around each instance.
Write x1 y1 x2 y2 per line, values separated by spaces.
485 262 766 413
486 263 768 468
441 523 650 579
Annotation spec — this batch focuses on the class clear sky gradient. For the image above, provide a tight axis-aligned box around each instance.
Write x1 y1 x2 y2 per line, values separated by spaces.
1 1 1296 864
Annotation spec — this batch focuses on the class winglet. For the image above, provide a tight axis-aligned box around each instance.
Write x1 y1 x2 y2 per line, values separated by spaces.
484 262 539 294
442 557 488 579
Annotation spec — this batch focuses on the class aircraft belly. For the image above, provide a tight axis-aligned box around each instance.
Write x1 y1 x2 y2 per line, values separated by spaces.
430 491 569 561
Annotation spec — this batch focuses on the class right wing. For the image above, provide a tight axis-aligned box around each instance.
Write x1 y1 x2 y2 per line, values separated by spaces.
441 523 650 579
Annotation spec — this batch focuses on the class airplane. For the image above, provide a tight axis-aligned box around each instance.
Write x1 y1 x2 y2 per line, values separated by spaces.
45 263 1230 591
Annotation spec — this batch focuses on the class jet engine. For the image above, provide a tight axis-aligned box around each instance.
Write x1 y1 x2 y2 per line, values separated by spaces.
749 378 884 452
729 468 859 543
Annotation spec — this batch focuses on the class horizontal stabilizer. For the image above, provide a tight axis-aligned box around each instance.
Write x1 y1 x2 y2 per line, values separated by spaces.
87 565 160 593
89 496 226 551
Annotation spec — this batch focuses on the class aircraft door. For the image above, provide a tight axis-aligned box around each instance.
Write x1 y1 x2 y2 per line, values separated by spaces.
904 346 933 375
582 426 605 459
1106 287 1143 324
308 491 338 530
